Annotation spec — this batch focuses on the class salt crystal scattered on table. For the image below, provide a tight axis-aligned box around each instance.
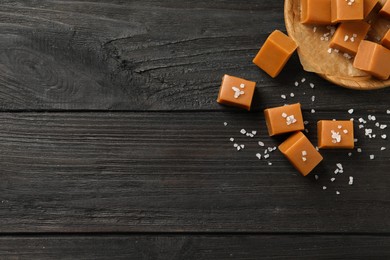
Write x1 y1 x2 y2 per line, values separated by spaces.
258 141 265 147
240 129 246 134
310 83 315 88
224 122 228 126
230 138 234 142
381 147 386 151
301 78 306 83
336 191 340 195
290 93 295 97
331 178 335 182
315 175 319 180
256 153 261 159
311 109 316 113
357 148 362 153
349 176 354 185
323 186 327 190
295 81 299 86
370 154 375 160
281 94 286 99
348 109 354 114
382 134 387 140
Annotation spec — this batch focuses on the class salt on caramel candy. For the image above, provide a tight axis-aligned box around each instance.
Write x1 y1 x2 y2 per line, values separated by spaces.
217 75 256 111
364 0 379 17
253 30 298 78
301 0 332 25
331 0 364 23
379 0 390 19
279 131 323 176
381 29 390 49
317 120 354 149
264 103 304 137
353 40 390 80
329 21 370 55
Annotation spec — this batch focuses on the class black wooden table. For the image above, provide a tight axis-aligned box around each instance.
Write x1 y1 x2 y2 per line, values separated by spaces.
0 0 389 259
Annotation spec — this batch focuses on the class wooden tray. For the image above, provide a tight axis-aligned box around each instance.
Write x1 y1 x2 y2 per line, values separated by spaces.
284 0 390 90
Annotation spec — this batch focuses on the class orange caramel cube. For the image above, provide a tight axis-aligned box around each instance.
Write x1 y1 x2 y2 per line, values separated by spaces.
329 21 370 55
317 120 354 149
364 0 379 17
217 75 256 111
264 103 304 137
353 40 390 80
331 0 364 23
381 29 390 49
253 30 298 78
379 0 390 19
301 0 332 25
279 131 323 176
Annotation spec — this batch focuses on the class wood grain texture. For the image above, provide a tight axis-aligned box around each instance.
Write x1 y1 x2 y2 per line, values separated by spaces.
0 235 389 259
0 0 389 110
0 112 388 233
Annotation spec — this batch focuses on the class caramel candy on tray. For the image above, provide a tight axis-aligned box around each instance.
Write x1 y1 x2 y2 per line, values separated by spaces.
353 40 390 80
301 0 332 24
329 21 370 55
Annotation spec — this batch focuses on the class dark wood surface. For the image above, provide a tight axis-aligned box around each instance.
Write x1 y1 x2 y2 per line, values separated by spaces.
0 0 389 258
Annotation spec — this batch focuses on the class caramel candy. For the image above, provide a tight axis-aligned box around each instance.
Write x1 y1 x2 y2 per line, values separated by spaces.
301 0 332 25
317 120 354 149
364 0 379 17
217 75 256 111
331 0 364 23
381 29 390 49
253 30 298 78
279 131 323 176
353 40 390 80
379 0 390 19
329 21 370 55
264 103 304 136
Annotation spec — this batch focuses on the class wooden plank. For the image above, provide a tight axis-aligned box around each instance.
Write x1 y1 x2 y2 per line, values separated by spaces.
0 235 389 259
0 0 389 110
0 111 388 232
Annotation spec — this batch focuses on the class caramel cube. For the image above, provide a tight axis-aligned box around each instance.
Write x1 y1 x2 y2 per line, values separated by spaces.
364 0 379 17
317 120 354 149
217 75 256 111
253 30 298 78
331 0 364 23
301 0 332 25
353 40 390 80
279 131 323 176
329 21 370 55
264 103 304 137
381 29 390 50
379 0 390 19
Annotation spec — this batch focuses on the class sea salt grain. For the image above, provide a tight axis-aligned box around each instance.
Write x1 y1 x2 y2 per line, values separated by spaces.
295 81 299 86
256 153 262 160
349 176 354 185
336 191 340 195
281 94 287 99
348 109 354 114
240 129 246 135
258 141 265 147
381 147 386 151
311 109 316 114
310 83 315 88
230 138 234 142
382 134 387 140
224 122 228 126
323 186 327 190
370 154 375 160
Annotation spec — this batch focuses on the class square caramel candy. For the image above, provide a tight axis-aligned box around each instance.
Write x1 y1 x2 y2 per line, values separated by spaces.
253 30 298 78
381 29 390 49
301 0 332 25
331 0 364 23
317 120 354 149
329 21 370 55
279 131 323 176
216 75 256 111
353 40 390 80
379 0 390 19
264 103 304 137
364 0 379 17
